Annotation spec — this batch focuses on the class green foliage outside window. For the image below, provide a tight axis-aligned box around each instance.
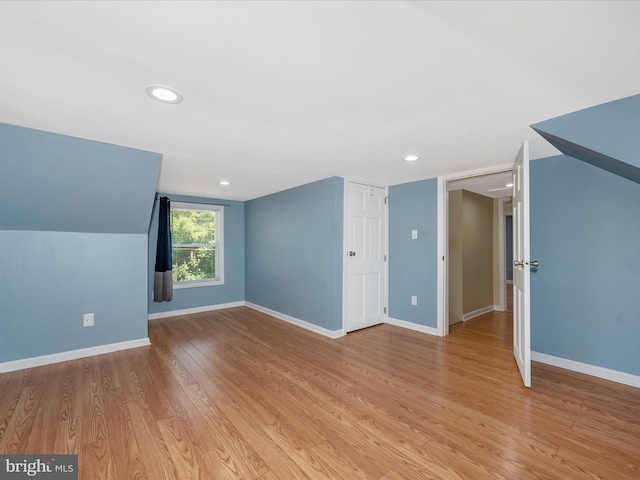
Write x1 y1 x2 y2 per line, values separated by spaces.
171 208 216 282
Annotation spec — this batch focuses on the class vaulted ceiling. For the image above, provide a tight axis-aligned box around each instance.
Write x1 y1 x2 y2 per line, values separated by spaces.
1 1 639 200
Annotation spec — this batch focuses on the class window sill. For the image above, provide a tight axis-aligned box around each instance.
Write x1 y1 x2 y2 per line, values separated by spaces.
173 279 224 289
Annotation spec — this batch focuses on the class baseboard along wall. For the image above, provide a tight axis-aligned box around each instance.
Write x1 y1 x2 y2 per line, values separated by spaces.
463 305 495 322
0 338 150 374
532 351 640 389
245 302 345 339
148 301 245 320
386 317 440 336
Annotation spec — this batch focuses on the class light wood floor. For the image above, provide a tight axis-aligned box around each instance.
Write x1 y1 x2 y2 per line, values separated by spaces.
1 306 639 479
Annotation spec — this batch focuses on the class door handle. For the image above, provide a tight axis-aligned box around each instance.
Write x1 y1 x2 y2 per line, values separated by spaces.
514 260 539 267
348 251 356 257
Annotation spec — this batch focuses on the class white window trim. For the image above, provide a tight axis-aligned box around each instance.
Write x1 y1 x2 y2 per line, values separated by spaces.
171 201 224 288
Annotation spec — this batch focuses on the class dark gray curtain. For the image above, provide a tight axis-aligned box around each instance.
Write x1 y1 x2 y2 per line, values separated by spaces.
154 196 173 302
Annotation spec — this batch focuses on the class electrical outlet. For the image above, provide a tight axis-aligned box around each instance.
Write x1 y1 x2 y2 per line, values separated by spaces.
412 229 418 240
411 296 417 306
83 313 94 327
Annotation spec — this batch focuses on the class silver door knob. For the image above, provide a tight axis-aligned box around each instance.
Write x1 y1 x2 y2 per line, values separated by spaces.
348 251 356 257
529 260 539 267
514 260 524 267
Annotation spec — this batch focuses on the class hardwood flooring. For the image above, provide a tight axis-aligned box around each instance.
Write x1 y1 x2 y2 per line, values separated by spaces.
1 305 639 479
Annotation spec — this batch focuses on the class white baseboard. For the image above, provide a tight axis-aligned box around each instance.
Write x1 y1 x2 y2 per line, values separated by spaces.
0 338 151 374
493 304 504 312
386 317 440 336
532 351 640 389
463 305 495 322
245 302 344 339
506 280 513 285
148 301 246 320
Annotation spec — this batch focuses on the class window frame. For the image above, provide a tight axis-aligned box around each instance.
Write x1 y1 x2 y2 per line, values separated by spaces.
170 201 224 289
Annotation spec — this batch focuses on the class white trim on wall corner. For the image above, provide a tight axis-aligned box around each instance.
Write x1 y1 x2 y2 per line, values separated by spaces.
0 338 150 374
246 302 345 339
532 351 640 389
386 317 440 336
436 177 446 337
341 177 349 334
148 301 245 320
463 305 495 322
498 197 507 312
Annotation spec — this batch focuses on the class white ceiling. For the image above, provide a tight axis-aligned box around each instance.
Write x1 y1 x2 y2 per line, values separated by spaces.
448 171 513 199
1 1 639 201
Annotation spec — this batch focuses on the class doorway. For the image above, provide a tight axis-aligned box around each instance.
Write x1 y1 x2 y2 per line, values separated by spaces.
437 142 532 388
437 166 514 337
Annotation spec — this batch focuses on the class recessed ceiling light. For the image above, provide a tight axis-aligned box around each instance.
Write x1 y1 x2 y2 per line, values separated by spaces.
145 85 183 104
505 183 514 188
219 180 231 186
403 155 419 162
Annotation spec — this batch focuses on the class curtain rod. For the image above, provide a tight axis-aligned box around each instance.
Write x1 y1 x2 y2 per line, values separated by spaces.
156 195 231 207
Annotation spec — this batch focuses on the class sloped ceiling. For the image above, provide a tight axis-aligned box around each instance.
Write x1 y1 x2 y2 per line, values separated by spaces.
0 123 162 233
1 1 639 200
532 94 640 184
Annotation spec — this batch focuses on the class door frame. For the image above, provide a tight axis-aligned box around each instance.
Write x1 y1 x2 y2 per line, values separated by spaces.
497 196 509 313
342 178 389 333
437 163 513 337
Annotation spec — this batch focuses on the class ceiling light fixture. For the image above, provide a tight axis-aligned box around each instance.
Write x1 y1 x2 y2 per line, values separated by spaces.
145 85 183 104
219 180 231 186
403 155 419 162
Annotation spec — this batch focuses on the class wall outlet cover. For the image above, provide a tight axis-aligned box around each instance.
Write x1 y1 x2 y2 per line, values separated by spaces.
83 313 94 327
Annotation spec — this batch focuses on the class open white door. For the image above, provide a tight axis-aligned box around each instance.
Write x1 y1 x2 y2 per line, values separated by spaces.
512 140 531 387
345 182 386 332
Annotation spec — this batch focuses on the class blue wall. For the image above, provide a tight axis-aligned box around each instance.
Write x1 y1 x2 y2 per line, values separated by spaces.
388 178 438 328
0 232 148 363
532 94 640 170
148 194 245 314
0 123 161 233
532 94 640 184
245 177 344 331
0 124 161 365
531 155 640 376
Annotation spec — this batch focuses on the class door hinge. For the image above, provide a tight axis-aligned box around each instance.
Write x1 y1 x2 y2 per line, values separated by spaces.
384 196 388 205
384 254 387 262
384 307 387 314
442 256 445 261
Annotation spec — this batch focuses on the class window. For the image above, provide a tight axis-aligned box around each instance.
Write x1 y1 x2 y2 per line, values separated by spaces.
170 202 224 288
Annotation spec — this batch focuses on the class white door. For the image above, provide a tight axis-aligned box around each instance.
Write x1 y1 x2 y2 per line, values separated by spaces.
512 140 531 387
345 182 386 332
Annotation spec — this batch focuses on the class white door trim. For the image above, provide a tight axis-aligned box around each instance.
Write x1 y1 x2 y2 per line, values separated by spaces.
497 196 508 312
437 163 513 337
384 186 389 323
341 176 348 335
